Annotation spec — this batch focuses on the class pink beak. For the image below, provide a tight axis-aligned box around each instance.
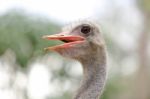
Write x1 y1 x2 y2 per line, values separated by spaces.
42 32 85 51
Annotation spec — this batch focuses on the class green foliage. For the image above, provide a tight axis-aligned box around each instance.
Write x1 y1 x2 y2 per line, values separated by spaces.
138 0 150 12
101 77 123 99
0 10 61 66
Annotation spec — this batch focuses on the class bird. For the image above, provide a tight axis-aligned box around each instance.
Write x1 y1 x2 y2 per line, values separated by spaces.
42 20 107 99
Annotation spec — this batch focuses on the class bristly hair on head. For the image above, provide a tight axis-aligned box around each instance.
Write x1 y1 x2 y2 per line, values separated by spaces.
62 19 101 33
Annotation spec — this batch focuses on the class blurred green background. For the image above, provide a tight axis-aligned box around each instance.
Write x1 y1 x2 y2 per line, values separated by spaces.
0 0 150 99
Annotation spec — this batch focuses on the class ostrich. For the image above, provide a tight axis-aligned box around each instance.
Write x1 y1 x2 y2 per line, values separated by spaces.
43 20 107 99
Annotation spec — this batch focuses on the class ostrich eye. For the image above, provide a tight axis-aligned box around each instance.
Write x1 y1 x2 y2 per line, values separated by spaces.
81 25 91 34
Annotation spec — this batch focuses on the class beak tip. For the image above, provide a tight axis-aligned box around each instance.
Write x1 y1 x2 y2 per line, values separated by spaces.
42 36 47 39
44 48 48 51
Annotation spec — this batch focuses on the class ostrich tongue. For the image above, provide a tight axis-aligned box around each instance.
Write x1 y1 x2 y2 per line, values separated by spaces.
42 32 85 51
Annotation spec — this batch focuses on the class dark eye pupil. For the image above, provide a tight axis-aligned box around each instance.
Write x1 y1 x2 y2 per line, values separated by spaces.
81 25 91 34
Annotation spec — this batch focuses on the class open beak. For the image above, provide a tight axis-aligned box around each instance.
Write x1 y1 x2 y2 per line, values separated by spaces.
42 32 85 51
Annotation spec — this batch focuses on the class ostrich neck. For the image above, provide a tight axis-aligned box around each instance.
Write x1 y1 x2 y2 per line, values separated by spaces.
73 48 107 99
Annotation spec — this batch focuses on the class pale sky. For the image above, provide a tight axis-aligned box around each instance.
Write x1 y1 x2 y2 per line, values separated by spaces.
0 0 106 23
0 0 138 24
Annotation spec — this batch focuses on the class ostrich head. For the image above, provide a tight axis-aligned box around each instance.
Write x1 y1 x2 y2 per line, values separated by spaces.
43 20 105 62
43 20 107 99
